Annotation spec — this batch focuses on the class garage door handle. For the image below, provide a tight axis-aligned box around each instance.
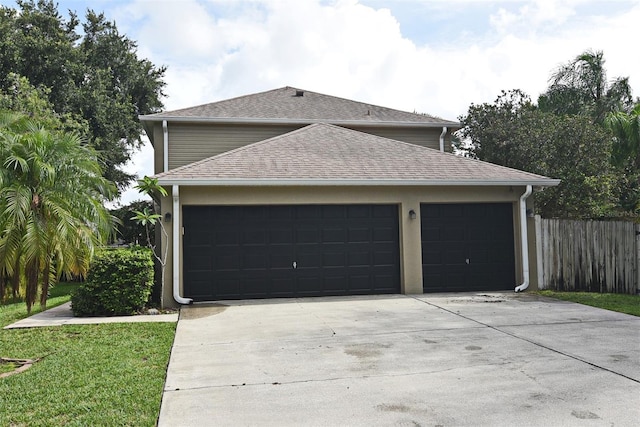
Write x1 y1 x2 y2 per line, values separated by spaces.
466 258 470 264
293 261 297 269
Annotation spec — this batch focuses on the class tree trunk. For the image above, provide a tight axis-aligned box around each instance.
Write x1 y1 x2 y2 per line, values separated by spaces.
39 258 51 309
25 259 39 313
11 258 21 300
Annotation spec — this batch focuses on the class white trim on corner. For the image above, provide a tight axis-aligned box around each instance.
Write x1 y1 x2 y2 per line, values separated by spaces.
162 120 169 172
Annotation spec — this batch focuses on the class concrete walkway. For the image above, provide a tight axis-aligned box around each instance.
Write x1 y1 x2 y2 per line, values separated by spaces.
4 302 178 329
158 292 640 426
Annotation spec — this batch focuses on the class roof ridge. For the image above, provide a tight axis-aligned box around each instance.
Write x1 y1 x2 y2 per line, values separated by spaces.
142 86 458 125
283 87 442 121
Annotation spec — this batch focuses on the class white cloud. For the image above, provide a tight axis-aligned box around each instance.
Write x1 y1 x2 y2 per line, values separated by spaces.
105 0 640 204
490 0 577 35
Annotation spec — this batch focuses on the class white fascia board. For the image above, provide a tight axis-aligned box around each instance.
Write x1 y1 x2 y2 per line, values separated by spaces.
156 178 561 187
138 115 460 129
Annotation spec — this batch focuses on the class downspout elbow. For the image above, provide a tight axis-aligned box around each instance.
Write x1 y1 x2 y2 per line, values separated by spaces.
172 185 193 305
439 126 448 152
515 185 533 293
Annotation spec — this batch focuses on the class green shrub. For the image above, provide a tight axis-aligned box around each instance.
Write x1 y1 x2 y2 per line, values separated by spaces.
71 247 154 316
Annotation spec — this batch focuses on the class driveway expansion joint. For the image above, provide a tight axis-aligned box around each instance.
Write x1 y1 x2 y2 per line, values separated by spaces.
411 296 640 385
164 361 512 393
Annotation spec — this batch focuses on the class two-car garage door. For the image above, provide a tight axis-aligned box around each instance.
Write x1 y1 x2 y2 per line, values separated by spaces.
182 203 517 301
183 205 401 301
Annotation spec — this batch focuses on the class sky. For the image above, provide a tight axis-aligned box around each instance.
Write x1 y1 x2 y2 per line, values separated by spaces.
2 0 639 205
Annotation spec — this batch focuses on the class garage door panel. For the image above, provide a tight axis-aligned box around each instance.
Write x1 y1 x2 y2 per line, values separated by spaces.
269 253 292 269
215 246 240 267
183 205 400 300
373 227 395 242
188 231 213 247
372 205 396 218
322 227 346 243
421 203 515 293
297 205 321 220
348 228 371 242
267 278 296 297
444 228 465 241
296 228 319 244
214 279 241 299
349 275 371 291
373 275 399 292
243 229 268 245
189 255 212 270
422 226 440 242
322 252 345 267
297 252 321 268
323 276 348 292
322 205 346 219
269 228 294 244
373 250 397 266
214 230 239 246
348 251 371 266
268 205 294 220
348 205 370 218
467 248 489 264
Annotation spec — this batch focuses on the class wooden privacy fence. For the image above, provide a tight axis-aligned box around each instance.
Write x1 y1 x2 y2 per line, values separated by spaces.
536 217 640 294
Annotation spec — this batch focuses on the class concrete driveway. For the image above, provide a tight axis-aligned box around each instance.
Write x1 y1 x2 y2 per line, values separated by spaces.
158 293 640 426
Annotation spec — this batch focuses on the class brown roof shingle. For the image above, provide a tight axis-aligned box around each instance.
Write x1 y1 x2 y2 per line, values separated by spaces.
155 123 558 186
141 86 458 127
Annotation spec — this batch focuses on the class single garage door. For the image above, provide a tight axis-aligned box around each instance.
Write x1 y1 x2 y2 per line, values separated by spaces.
183 205 400 301
421 203 515 292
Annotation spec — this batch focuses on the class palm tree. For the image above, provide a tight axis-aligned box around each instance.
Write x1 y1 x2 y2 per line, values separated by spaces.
539 50 634 123
606 103 640 167
606 103 640 213
0 111 116 311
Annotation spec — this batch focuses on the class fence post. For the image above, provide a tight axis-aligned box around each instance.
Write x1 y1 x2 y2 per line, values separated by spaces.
535 215 544 289
636 223 640 294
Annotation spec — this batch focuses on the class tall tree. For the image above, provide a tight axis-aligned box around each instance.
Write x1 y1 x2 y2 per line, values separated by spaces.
457 90 616 219
605 103 640 213
538 50 633 123
0 111 116 311
0 0 166 190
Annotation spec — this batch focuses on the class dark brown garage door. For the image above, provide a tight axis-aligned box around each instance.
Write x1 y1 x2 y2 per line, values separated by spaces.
421 203 516 292
183 205 400 301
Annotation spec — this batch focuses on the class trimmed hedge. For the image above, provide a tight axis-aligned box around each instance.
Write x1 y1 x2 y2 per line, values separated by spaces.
71 247 154 316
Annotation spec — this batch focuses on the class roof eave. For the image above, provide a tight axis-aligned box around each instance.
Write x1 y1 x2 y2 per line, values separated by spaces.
156 178 561 187
138 115 460 129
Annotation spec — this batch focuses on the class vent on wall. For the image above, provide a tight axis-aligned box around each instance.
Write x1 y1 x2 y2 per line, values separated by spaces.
295 90 304 97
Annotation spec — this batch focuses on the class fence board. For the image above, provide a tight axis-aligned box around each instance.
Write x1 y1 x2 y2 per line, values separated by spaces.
538 217 639 294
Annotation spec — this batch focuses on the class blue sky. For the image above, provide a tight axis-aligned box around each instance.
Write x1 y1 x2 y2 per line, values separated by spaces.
1 0 639 204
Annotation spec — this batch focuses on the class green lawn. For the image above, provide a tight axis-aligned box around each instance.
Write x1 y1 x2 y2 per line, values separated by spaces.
0 282 79 326
537 290 640 317
0 284 176 427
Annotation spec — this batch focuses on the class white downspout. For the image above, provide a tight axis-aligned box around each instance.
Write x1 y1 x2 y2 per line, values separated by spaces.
515 185 533 292
162 120 169 172
172 185 193 305
439 126 448 152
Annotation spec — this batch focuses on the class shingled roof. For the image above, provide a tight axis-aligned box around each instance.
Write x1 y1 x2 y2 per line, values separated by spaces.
140 86 458 128
155 123 559 187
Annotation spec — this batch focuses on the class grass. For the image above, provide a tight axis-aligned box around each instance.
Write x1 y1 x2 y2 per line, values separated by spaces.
0 282 79 326
0 284 176 427
537 290 640 317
